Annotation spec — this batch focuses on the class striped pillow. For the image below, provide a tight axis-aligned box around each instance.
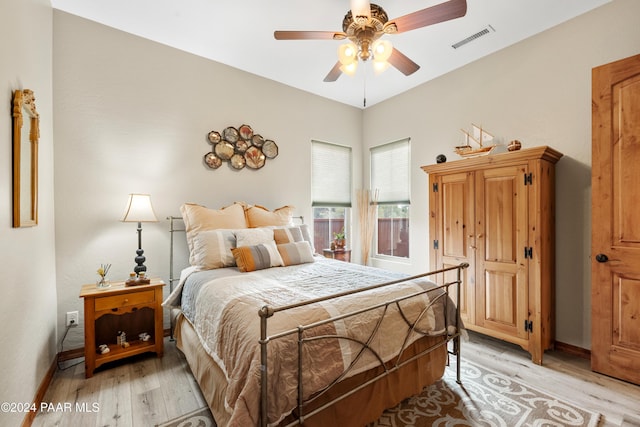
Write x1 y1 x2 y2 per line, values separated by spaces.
190 229 236 269
277 242 315 266
231 241 284 272
273 226 304 244
273 225 315 252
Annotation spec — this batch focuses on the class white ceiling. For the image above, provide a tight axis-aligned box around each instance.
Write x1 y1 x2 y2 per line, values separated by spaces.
51 0 610 109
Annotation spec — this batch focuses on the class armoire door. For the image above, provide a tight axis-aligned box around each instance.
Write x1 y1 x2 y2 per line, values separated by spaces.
592 53 640 385
435 172 475 326
475 165 529 342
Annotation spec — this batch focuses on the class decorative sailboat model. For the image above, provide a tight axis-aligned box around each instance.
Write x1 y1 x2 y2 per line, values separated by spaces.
455 124 497 157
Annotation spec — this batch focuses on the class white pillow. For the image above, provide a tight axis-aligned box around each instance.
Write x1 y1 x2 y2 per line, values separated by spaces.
190 229 236 269
235 228 275 247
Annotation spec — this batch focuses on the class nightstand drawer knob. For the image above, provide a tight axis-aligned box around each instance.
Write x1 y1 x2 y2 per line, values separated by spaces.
124 298 129 303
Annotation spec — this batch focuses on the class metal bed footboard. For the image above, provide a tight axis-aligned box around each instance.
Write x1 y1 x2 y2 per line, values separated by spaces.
258 262 468 427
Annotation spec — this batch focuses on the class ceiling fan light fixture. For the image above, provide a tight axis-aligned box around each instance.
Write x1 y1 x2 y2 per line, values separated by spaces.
372 59 390 74
372 39 393 62
338 42 359 65
340 61 358 76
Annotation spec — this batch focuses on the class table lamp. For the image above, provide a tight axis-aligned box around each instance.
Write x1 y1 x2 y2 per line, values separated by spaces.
121 193 158 275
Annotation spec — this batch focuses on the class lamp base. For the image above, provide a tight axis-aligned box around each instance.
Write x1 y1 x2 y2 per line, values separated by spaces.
134 248 147 275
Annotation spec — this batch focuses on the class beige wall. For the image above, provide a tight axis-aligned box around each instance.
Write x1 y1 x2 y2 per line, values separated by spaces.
363 0 640 348
0 0 57 424
52 11 363 350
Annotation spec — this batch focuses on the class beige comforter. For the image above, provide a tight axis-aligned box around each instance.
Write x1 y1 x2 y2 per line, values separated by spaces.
165 258 449 426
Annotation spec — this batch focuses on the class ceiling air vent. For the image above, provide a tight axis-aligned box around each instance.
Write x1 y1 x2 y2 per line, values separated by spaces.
452 25 495 49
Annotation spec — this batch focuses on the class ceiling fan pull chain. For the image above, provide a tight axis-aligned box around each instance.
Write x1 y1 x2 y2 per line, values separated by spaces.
363 70 367 107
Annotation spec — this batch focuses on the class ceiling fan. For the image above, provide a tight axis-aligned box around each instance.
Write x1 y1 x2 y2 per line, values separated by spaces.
274 0 467 82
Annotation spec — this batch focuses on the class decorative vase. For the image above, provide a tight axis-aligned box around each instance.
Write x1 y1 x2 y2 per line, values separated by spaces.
334 238 346 250
97 277 110 289
508 140 522 151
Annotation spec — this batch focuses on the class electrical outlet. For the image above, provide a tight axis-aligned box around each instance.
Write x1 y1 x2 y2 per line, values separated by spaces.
66 311 79 327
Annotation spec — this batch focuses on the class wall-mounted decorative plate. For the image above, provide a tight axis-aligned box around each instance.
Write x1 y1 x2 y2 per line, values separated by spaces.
251 134 264 147
262 140 278 158
208 131 221 144
215 141 235 160
204 152 222 169
230 153 246 170
245 146 266 169
235 139 250 153
239 124 253 141
223 127 239 143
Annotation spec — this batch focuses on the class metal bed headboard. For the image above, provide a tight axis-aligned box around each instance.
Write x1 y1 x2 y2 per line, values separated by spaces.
167 216 185 294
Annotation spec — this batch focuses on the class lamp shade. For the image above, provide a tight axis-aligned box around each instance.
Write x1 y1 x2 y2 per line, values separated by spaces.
121 194 158 222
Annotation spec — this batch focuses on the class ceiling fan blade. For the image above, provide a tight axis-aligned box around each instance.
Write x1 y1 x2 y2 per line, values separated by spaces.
274 31 346 40
388 0 467 34
323 62 343 82
388 49 420 76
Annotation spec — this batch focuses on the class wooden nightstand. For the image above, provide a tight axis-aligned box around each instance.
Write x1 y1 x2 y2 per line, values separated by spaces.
79 279 165 378
323 248 351 262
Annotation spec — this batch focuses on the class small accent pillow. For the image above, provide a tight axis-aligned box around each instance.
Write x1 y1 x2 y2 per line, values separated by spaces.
181 203 247 254
299 224 313 247
277 242 315 266
273 224 315 251
273 226 304 244
190 229 236 270
245 205 294 228
235 228 275 247
231 242 284 272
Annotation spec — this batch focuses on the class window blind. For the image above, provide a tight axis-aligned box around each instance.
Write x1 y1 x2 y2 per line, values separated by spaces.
370 138 410 205
311 141 352 207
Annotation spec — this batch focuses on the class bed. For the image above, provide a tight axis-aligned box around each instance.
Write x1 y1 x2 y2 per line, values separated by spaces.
163 203 467 427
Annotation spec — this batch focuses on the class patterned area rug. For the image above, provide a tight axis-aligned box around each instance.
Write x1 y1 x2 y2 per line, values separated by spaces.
156 407 216 427
157 360 600 427
372 359 601 427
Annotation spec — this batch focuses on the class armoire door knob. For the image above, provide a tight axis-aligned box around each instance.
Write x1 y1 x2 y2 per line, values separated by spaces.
595 253 609 263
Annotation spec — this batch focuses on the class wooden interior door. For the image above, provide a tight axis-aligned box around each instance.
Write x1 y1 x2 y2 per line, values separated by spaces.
592 54 640 385
475 165 529 342
438 172 475 326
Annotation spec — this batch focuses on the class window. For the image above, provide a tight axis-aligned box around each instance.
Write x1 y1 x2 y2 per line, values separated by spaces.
370 138 410 258
311 141 351 252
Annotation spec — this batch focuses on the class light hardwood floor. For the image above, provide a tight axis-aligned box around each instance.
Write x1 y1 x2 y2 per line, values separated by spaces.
32 333 640 427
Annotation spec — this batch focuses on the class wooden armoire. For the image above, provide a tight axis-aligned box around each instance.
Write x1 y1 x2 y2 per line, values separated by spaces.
422 146 562 364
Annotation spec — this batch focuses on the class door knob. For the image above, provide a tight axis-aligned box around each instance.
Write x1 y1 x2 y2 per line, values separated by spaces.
595 253 609 263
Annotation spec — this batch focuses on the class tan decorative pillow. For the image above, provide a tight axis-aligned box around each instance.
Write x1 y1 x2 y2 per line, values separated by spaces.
277 242 315 266
245 205 294 228
273 226 304 244
190 229 236 270
231 242 284 272
181 203 248 254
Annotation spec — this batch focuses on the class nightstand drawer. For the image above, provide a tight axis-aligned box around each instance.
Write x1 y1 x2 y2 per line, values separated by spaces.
95 290 155 311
